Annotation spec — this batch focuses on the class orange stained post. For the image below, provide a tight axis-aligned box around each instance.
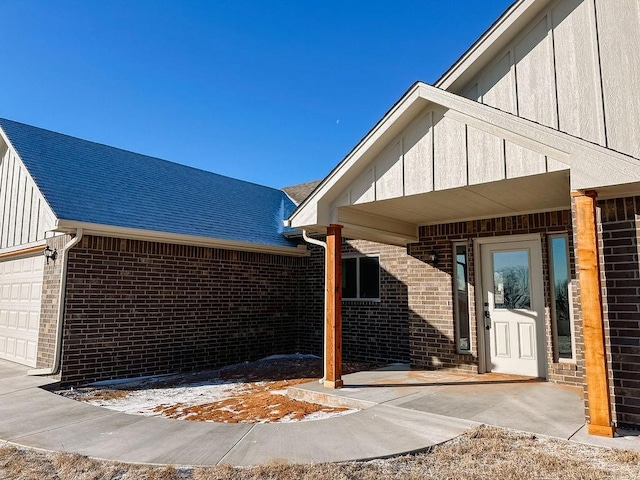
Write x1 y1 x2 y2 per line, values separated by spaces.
572 190 615 437
324 224 343 389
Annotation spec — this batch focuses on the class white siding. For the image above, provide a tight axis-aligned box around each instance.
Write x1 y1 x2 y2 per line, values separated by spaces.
480 52 516 114
467 126 505 185
333 105 566 207
551 0 604 144
433 111 467 190
461 0 640 160
0 140 56 249
403 112 433 196
514 17 557 128
595 0 640 157
375 141 403 201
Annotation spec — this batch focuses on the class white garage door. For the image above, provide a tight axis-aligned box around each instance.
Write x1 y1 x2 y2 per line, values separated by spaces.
0 254 43 367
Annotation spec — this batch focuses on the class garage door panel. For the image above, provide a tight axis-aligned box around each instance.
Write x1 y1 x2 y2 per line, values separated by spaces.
0 254 43 367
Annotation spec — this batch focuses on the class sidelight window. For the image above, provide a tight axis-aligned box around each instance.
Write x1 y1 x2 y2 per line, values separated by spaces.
453 242 471 353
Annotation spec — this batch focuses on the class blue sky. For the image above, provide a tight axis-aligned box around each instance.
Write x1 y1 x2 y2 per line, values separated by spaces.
2 1 514 189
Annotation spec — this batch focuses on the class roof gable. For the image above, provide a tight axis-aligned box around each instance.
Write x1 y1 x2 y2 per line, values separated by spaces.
0 118 298 250
288 82 640 242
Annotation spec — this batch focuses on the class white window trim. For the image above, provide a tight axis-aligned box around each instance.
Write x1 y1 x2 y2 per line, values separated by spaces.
548 233 576 363
342 254 381 302
452 241 472 354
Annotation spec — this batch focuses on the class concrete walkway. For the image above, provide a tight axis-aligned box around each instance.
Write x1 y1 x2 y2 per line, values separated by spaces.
1 360 639 467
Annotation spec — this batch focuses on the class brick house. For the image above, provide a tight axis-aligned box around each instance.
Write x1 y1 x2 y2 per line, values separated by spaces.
0 0 639 437
0 118 309 385
288 0 640 436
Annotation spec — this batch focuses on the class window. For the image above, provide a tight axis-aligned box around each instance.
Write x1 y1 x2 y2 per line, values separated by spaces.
453 243 471 353
342 255 380 300
549 234 574 361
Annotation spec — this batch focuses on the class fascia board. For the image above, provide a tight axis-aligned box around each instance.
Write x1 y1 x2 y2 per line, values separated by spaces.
54 220 310 257
435 0 545 92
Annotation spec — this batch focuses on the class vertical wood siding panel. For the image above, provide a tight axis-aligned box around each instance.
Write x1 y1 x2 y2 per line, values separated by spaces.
467 126 505 185
404 112 433 196
547 157 571 172
514 17 557 128
434 112 467 190
375 141 402 201
15 168 27 245
480 52 516 113
27 186 36 243
6 155 18 248
596 0 640 158
552 0 605 145
0 148 9 247
351 167 375 204
1 154 14 248
505 141 546 178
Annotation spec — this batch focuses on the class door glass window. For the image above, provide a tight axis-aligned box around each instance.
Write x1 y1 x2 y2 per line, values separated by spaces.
492 250 531 309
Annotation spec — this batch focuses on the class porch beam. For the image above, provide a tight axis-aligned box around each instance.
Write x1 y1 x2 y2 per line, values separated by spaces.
324 224 343 389
571 190 615 437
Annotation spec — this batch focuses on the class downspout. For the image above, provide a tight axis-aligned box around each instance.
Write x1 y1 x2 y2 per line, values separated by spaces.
302 230 328 384
29 228 83 376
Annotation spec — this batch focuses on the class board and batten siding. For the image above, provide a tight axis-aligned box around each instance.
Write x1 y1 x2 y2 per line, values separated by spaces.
0 141 56 249
460 0 640 160
331 105 569 211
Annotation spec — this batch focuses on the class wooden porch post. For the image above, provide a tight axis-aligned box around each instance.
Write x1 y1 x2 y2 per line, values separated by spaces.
572 190 615 437
324 224 343 389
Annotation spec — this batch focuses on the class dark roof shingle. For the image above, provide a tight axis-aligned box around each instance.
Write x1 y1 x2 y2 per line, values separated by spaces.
0 118 298 249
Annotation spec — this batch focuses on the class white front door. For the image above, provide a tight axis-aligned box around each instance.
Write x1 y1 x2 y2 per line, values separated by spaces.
480 239 546 378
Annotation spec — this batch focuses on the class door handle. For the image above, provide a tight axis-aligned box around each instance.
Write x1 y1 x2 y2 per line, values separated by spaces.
484 302 491 330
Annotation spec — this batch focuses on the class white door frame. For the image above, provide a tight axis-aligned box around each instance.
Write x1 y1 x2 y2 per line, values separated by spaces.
473 233 546 376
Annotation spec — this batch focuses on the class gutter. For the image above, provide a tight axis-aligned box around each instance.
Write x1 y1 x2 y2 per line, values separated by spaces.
302 230 328 384
29 228 84 376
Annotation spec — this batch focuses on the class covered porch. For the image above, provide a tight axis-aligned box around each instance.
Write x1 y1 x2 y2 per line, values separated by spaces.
287 83 640 437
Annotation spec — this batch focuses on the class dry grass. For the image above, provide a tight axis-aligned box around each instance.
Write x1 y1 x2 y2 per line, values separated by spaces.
2 426 640 479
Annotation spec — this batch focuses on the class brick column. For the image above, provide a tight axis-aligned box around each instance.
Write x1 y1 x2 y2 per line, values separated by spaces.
324 224 343 388
572 191 615 437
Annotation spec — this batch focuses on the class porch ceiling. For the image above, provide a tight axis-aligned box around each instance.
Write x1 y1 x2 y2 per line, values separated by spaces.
336 171 570 245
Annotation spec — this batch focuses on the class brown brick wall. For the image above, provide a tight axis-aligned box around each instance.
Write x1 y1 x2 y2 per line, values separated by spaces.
296 240 412 364
59 235 305 385
37 234 72 370
410 210 583 384
597 196 640 429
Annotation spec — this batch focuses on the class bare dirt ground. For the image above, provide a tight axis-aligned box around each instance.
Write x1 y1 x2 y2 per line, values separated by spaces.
56 355 372 423
2 425 640 479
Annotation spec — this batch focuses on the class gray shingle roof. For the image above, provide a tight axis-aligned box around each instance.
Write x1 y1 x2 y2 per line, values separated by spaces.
282 180 322 205
0 118 298 249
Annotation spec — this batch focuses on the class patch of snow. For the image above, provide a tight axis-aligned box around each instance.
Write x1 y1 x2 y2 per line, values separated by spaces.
85 382 245 416
269 389 288 396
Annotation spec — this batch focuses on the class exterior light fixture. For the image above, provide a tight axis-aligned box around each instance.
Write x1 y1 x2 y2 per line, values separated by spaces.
428 249 439 266
44 245 58 265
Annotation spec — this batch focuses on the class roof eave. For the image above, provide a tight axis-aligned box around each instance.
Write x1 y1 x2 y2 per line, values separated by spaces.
54 220 310 257
434 0 550 92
